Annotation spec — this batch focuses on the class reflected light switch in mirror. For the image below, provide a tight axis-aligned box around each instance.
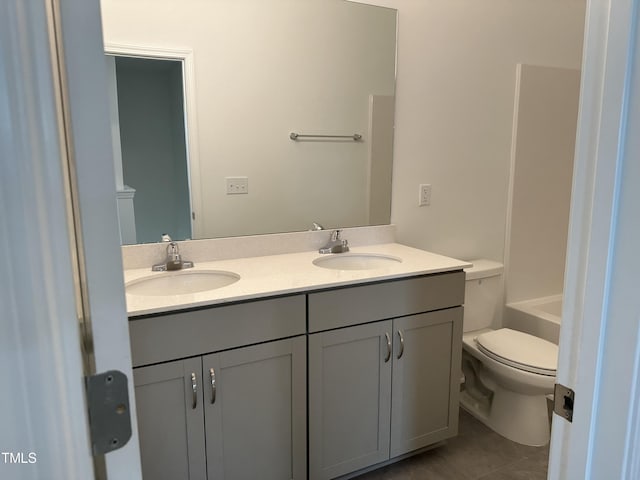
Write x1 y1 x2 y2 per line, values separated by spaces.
226 176 248 195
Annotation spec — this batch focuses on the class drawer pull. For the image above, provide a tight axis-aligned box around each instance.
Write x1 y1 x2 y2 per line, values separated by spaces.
191 373 197 409
210 368 216 404
384 333 391 363
397 330 405 359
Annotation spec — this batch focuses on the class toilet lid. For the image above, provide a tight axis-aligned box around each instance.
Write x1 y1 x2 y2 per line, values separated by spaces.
475 328 558 376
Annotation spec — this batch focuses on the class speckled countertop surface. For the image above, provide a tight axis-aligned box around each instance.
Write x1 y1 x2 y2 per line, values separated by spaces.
124 243 471 317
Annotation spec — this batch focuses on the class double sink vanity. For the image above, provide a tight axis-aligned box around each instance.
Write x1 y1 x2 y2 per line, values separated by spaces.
124 228 470 480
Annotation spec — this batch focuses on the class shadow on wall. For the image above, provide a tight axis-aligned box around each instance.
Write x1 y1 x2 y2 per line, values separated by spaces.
504 64 581 334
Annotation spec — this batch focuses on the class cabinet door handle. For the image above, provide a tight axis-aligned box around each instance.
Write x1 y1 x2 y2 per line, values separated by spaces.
191 372 197 409
397 330 405 359
384 332 391 362
209 368 216 404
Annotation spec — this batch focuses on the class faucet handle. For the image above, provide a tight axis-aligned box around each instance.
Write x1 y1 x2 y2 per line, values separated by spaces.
166 242 181 262
165 242 183 271
332 229 342 241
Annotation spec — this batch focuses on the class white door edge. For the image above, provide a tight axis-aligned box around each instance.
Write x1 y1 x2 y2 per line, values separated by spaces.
1 1 96 479
548 0 640 478
56 0 143 478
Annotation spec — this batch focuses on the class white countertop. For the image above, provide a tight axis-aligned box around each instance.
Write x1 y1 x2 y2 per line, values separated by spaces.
124 243 471 317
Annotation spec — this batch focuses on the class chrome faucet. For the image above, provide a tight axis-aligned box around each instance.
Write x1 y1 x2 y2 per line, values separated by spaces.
152 236 194 271
318 229 349 254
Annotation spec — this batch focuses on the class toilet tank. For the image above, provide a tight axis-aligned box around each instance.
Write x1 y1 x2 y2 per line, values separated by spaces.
464 259 504 332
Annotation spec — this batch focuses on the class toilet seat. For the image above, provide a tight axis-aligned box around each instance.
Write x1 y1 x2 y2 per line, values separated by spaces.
475 328 558 376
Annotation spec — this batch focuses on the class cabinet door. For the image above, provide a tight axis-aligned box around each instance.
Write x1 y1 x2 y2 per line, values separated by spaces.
133 357 207 480
203 336 307 480
309 321 393 480
390 307 463 457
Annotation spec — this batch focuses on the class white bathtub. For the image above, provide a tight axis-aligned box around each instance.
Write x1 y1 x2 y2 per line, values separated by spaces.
504 294 562 344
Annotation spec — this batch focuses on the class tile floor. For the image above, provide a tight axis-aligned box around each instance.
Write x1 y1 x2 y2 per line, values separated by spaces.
354 409 549 480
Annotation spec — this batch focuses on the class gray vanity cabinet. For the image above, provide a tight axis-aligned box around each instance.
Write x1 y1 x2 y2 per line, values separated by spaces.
129 295 307 480
307 273 465 480
133 357 207 480
130 272 464 480
134 336 306 480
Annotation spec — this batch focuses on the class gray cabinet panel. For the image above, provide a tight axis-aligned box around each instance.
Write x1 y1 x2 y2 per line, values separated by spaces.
390 308 463 457
203 337 307 480
133 357 206 480
130 295 305 367
309 321 393 480
308 272 464 332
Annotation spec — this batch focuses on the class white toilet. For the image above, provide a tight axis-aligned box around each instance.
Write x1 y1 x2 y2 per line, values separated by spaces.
460 259 558 446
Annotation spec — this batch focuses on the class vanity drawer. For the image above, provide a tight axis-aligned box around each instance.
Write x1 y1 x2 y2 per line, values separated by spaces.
308 271 465 333
129 295 305 367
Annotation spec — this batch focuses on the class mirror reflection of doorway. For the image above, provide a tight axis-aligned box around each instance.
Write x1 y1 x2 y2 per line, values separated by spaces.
107 55 192 244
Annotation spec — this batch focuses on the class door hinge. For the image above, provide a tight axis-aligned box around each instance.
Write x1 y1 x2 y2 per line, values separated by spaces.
553 383 575 422
86 370 132 455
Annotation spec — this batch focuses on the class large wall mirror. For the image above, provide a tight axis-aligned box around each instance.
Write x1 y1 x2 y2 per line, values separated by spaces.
101 0 397 244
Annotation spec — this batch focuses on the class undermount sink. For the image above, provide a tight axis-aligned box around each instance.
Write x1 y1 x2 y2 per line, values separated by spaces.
126 270 240 296
312 253 402 271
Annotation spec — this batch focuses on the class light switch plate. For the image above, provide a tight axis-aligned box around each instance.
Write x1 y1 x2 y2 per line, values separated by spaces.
419 184 431 206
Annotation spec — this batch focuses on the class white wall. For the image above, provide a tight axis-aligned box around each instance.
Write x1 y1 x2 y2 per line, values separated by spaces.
101 0 396 239
354 0 585 262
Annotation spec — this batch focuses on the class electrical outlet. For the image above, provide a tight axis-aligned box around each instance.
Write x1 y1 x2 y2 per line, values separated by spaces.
226 176 248 195
419 184 431 206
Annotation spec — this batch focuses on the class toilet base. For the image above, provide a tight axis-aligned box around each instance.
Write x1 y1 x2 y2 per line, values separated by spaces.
460 384 551 446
